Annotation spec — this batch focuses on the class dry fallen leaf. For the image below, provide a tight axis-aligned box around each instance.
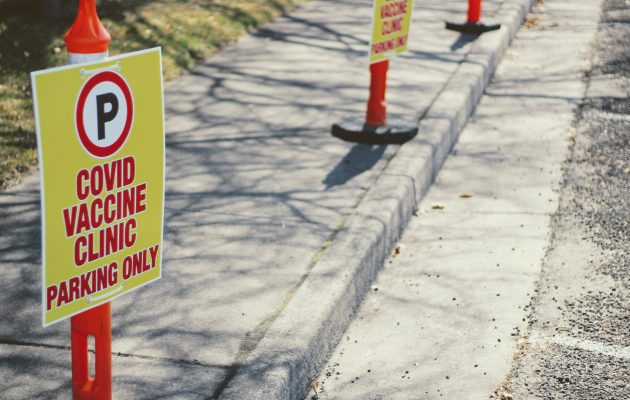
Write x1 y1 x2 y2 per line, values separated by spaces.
431 203 445 210
504 51 518 61
392 244 402 257
524 15 540 29
459 192 474 198
492 387 513 400
311 379 320 396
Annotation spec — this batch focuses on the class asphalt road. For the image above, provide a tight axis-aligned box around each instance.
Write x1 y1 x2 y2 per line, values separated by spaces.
498 0 630 398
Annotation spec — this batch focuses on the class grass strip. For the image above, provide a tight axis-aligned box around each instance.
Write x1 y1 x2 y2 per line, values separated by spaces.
0 0 306 190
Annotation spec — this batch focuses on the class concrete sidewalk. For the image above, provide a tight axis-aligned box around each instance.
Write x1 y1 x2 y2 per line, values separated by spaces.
1 0 532 398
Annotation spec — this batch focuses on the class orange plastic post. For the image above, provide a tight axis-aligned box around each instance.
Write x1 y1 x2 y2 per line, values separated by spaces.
65 2 112 399
64 0 111 56
365 60 389 127
467 0 482 23
71 303 112 400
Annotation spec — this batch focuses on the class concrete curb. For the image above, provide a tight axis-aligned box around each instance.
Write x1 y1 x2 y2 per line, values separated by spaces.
220 1 536 398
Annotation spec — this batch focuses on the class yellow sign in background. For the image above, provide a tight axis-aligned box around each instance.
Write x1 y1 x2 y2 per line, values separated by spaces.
369 0 414 63
31 48 165 326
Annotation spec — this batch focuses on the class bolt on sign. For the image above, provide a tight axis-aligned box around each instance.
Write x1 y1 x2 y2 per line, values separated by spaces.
31 48 165 326
369 0 414 63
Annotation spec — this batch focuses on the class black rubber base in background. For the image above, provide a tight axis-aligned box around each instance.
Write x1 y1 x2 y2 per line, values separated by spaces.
331 117 418 144
445 21 501 34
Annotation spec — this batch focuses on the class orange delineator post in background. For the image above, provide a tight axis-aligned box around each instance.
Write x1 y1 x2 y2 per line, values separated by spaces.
365 60 389 127
330 0 417 144
467 0 482 23
64 1 112 399
71 303 112 400
331 57 417 144
445 0 500 34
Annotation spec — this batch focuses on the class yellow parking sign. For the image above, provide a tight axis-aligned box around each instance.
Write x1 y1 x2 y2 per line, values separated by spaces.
31 48 165 326
369 0 414 63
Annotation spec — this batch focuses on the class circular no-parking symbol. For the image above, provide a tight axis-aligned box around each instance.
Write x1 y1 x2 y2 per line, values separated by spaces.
75 70 134 158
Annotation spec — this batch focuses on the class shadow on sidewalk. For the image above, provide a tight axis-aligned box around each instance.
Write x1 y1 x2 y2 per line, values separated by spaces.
450 33 480 51
323 144 387 189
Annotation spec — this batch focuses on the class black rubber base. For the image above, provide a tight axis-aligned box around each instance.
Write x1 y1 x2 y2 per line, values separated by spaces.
445 21 501 34
331 117 418 144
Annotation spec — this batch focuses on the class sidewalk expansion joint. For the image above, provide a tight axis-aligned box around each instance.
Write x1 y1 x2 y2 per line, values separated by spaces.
0 338 230 369
167 131 322 145
0 338 71 352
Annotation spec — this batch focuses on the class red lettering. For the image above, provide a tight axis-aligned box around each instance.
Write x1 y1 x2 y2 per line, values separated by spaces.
46 285 58 311
136 183 147 213
76 169 90 200
90 198 103 229
90 165 104 196
103 159 118 192
142 250 150 272
74 156 136 201
149 245 159 268
104 224 118 256
57 282 69 307
132 251 143 276
74 235 87 266
122 187 135 218
68 277 80 302
80 271 93 298
382 17 403 35
45 264 120 312
63 206 78 237
87 233 100 262
108 262 118 286
122 248 154 280
62 179 146 239
76 204 90 234
125 219 137 248
103 193 116 224
123 256 132 280
371 37 403 55
96 265 108 291
380 1 407 18
123 157 135 186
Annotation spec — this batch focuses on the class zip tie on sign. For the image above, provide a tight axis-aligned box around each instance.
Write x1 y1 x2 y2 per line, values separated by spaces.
88 284 124 303
80 62 121 78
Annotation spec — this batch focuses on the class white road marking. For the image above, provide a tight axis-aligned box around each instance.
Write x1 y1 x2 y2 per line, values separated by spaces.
530 331 630 360
585 110 630 122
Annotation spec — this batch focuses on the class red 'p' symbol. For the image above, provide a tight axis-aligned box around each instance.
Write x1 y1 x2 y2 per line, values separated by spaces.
75 71 134 159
